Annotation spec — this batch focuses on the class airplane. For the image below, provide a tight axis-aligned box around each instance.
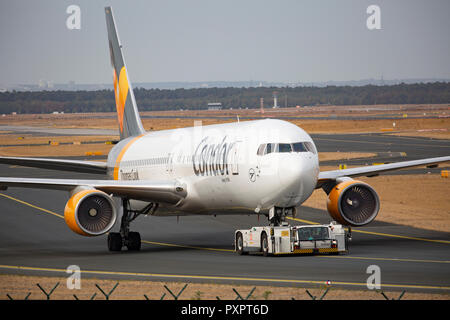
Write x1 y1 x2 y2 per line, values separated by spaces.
0 7 448 252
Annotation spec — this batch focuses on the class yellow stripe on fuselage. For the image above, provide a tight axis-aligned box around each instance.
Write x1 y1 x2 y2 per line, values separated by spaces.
113 134 146 180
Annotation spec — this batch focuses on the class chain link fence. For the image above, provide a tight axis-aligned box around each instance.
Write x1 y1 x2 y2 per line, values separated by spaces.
3 281 408 300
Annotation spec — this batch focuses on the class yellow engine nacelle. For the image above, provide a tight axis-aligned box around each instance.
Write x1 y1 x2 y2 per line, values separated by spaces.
64 189 117 236
327 180 380 226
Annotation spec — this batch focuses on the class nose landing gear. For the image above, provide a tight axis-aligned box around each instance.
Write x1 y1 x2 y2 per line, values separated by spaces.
268 207 294 226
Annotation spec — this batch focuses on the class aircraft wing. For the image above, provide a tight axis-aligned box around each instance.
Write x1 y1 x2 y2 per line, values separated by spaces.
0 156 107 174
316 156 450 188
0 178 187 204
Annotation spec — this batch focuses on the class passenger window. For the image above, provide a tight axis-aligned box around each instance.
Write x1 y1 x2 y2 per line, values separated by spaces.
278 143 292 153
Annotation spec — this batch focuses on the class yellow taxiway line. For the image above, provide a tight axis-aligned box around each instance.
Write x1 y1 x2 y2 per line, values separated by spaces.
317 255 450 264
0 193 64 219
142 240 234 253
0 264 449 291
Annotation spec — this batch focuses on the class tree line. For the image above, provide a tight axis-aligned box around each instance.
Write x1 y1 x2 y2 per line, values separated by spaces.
0 82 449 114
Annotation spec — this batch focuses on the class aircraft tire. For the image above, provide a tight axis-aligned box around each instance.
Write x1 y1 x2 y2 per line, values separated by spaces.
127 231 141 251
108 232 122 252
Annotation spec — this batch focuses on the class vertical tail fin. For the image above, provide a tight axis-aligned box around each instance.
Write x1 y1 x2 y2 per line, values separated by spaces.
105 7 145 140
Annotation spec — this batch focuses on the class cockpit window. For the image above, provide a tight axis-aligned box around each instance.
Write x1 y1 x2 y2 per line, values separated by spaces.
257 144 266 156
278 143 292 153
304 141 317 154
292 142 308 152
257 141 317 155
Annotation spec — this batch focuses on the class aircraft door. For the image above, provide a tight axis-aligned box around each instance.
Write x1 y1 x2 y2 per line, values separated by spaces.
229 142 241 175
166 153 174 174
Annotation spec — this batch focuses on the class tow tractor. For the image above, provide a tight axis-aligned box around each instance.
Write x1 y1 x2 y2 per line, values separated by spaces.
235 221 348 256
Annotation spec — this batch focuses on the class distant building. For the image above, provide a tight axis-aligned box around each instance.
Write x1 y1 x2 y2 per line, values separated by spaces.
38 79 54 89
207 102 222 110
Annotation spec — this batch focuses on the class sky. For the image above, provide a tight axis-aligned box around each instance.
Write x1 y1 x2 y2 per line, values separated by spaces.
0 0 449 86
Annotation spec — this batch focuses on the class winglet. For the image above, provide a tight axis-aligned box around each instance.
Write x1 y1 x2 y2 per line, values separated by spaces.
105 6 145 140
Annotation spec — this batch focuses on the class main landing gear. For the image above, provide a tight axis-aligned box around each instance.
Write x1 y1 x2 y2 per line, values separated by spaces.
107 198 157 252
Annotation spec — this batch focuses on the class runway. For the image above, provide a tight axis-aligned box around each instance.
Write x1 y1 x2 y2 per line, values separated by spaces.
0 132 449 293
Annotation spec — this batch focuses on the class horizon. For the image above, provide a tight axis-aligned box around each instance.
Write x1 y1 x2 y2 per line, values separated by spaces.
3 77 450 93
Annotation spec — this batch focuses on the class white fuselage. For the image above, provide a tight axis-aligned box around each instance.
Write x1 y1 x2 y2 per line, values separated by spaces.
107 119 320 216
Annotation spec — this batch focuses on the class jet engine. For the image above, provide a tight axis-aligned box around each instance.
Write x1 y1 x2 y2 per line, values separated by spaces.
326 179 380 226
64 189 117 236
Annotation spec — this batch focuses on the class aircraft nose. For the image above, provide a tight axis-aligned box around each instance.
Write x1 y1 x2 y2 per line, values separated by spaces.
278 155 303 186
277 154 317 206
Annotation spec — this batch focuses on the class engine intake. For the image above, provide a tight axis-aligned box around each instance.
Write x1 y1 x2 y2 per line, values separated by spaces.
64 189 117 236
327 180 380 226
